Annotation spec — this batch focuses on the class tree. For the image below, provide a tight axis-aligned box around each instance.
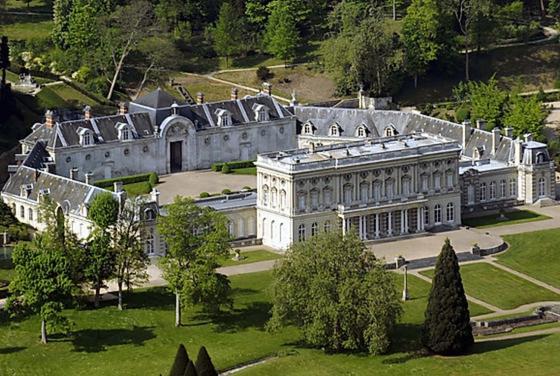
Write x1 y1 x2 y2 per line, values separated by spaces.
157 197 232 327
88 192 119 231
1 36 10 87
135 36 181 98
504 94 546 140
7 197 75 344
268 231 402 354
263 1 299 65
169 344 189 376
102 0 155 100
83 231 115 308
453 77 507 129
402 0 441 88
441 0 492 81
184 360 198 376
113 200 149 310
195 346 217 376
211 2 244 67
422 238 473 355
52 0 74 48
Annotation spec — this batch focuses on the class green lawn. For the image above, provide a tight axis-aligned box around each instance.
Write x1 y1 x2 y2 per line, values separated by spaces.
421 263 560 310
498 228 560 289
0 14 53 40
462 210 550 229
0 258 14 282
218 249 281 268
48 83 100 107
231 167 257 176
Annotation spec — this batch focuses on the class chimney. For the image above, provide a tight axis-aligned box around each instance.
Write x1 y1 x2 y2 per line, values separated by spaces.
171 101 179 115
461 120 471 149
69 168 78 180
196 92 205 105
262 82 272 96
118 102 128 115
514 137 523 165
504 127 513 137
290 90 299 106
45 110 55 129
231 87 239 101
309 142 315 153
114 181 123 193
85 172 93 185
524 133 533 143
84 105 92 120
150 188 160 207
34 168 40 182
358 84 365 109
492 128 501 155
476 119 486 130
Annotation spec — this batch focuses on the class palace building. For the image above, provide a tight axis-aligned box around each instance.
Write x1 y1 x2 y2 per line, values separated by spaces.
1 88 556 254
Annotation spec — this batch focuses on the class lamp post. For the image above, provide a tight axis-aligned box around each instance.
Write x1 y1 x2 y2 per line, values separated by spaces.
402 264 409 301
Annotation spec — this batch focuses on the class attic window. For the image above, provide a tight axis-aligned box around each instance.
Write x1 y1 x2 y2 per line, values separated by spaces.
78 127 93 146
356 125 368 138
384 126 396 137
215 109 232 127
329 124 340 137
20 184 33 198
83 131 92 145
116 123 132 141
252 103 270 122
303 122 314 135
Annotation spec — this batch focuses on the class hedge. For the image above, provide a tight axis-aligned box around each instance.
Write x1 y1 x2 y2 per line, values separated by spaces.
94 172 158 189
211 160 255 172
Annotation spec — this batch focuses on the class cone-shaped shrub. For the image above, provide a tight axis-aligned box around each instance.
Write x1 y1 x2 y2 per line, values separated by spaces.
169 344 189 376
184 360 198 376
422 238 474 355
195 346 218 376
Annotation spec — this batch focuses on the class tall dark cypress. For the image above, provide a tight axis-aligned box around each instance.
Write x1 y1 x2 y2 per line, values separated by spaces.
422 238 474 355
195 346 218 376
169 344 189 376
183 360 198 376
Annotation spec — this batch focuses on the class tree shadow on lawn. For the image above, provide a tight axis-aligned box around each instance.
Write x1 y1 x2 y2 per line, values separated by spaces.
49 326 156 353
193 301 272 333
0 346 26 354
120 287 175 311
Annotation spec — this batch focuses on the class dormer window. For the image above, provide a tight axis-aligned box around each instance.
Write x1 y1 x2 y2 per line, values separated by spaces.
78 127 94 146
329 123 341 136
215 109 232 127
303 122 315 135
252 104 270 122
116 123 132 141
20 184 33 198
356 124 369 138
384 125 397 137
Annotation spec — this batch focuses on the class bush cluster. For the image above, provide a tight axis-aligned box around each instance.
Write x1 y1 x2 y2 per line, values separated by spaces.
211 160 255 172
94 173 158 189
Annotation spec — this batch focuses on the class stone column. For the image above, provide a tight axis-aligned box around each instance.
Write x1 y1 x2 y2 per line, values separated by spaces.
417 207 422 232
359 216 364 239
342 218 347 236
388 211 393 236
375 213 380 238
402 265 409 301
404 209 409 233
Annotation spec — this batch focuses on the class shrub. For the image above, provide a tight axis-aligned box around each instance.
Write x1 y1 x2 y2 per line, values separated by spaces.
221 163 231 174
256 65 271 81
199 192 210 198
455 105 470 123
221 189 232 195
211 162 224 172
94 173 153 189
242 186 252 190
148 172 159 187
212 160 255 172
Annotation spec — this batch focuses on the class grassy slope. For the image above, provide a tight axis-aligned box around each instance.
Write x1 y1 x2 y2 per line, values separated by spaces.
498 228 560 289
218 250 281 268
462 210 550 229
421 263 560 310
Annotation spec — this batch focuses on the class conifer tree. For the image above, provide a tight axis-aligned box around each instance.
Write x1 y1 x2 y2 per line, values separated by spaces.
169 344 189 376
195 346 218 376
422 238 474 355
184 360 198 376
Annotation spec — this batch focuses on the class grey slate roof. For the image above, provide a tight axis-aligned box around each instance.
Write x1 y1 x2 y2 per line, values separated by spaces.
133 87 180 108
2 166 110 215
293 106 514 163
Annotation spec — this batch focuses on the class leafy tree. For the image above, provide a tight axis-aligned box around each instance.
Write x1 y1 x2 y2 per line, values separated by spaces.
184 360 198 376
263 1 299 65
135 36 181 97
195 346 218 376
453 77 507 129
422 238 473 355
402 0 441 88
52 0 74 48
549 0 560 20
268 231 402 354
83 231 115 308
169 344 189 376
1 36 9 87
504 94 546 140
211 2 244 67
157 197 232 327
113 201 149 310
88 192 119 231
441 0 492 81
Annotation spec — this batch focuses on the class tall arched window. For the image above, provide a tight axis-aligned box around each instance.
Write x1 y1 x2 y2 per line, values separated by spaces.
310 189 319 209
19 205 24 218
446 171 454 188
145 228 154 254
433 173 441 191
424 206 430 225
480 182 487 201
538 177 546 197
385 179 394 199
279 190 286 209
262 218 267 239
324 220 331 232
298 224 306 241
421 174 429 192
467 184 475 204
262 185 269 205
446 203 454 222
343 184 353 205
298 192 306 211
360 183 369 202
489 181 496 200
401 176 411 196
311 222 318 237
434 204 442 224
372 181 381 201
323 188 332 208
270 220 275 240
500 179 506 198
28 207 33 221
271 188 277 207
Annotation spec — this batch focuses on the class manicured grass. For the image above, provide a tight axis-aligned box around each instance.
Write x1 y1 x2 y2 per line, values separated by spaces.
48 83 100 107
219 249 281 268
106 182 153 196
231 167 257 176
162 75 255 103
0 14 53 40
0 271 299 376
0 258 14 282
498 228 560 289
420 263 560 310
462 210 550 229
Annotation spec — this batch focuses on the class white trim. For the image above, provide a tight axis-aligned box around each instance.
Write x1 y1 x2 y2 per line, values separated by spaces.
237 100 250 122
55 125 68 147
202 104 215 127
